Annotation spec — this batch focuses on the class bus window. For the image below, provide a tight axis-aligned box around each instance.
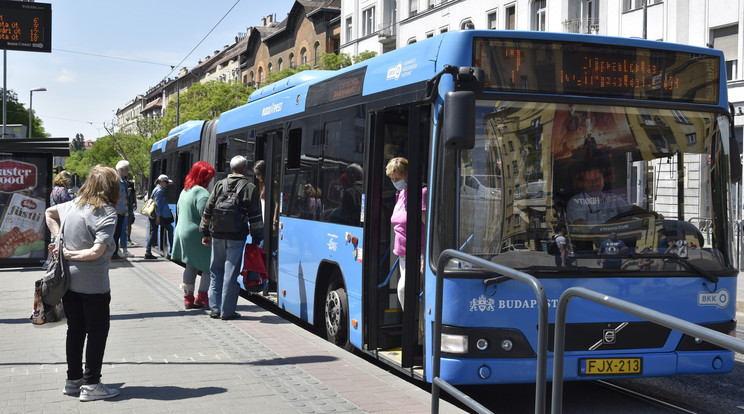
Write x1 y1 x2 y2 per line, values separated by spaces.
447 100 728 272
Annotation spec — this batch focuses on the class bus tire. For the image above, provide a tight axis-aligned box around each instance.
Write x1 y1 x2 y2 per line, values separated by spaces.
324 284 352 351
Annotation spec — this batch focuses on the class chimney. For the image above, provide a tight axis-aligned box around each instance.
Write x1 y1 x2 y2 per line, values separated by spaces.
261 17 266 26
267 14 273 24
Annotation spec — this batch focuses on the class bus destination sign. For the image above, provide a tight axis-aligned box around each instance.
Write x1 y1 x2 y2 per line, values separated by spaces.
0 2 51 53
473 38 720 105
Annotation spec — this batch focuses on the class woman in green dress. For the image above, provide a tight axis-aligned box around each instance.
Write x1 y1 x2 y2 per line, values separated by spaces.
171 161 215 309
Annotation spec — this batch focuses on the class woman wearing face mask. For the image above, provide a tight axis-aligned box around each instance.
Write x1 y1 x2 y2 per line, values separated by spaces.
385 157 427 311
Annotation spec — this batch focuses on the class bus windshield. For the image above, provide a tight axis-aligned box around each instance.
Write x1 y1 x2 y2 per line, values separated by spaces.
457 100 729 272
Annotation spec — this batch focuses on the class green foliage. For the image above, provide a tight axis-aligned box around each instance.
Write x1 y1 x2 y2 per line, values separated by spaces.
0 89 48 138
353 51 377 64
161 80 253 132
71 133 86 152
266 66 307 85
318 52 352 70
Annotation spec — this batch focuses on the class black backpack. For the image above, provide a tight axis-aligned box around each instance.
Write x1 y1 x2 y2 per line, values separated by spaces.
546 235 560 255
210 178 248 234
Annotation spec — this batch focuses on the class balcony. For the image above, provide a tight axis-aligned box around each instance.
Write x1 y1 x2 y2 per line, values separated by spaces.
562 18 599 34
378 22 396 45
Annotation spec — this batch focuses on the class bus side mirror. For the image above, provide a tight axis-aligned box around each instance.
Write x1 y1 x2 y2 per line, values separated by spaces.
443 91 475 150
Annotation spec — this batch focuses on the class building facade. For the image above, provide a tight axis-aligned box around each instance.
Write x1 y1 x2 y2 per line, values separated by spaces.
243 1 340 87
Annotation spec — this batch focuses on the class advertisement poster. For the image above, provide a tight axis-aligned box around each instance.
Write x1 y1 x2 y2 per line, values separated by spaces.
0 155 51 267
550 104 636 199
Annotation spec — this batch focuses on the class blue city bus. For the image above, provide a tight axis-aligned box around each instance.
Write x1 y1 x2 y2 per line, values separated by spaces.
151 30 740 385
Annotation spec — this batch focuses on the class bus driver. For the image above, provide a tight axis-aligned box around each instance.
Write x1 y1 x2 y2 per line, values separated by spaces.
566 168 631 225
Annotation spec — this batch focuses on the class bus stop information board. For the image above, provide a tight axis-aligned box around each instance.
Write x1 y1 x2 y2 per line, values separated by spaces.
0 2 51 53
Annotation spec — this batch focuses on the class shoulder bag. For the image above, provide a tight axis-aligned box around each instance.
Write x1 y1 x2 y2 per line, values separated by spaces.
30 212 70 326
141 198 156 216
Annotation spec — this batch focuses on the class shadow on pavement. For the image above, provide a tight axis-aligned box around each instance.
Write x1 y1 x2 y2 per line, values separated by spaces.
104 384 228 401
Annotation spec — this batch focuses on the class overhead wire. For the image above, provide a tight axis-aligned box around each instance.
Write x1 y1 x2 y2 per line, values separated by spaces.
161 0 242 79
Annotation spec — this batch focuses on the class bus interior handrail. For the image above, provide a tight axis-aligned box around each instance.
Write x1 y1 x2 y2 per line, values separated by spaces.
431 249 549 414
551 286 744 414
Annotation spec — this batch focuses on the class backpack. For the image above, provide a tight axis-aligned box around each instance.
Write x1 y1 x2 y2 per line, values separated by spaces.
210 178 249 234
547 235 560 255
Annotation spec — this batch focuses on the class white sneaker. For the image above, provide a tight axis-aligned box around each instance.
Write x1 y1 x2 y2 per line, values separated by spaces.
120 251 134 258
79 382 119 401
62 378 83 395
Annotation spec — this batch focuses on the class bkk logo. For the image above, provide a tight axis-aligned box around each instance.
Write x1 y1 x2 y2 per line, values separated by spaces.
0 160 36 193
697 289 730 308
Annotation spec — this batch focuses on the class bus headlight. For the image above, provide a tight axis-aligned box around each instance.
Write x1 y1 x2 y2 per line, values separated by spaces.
441 333 468 354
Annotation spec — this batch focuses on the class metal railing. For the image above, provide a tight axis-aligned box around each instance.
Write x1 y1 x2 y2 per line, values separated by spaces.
431 249 549 414
551 286 744 414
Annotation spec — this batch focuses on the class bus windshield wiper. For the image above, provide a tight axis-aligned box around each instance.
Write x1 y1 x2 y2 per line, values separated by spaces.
627 253 718 283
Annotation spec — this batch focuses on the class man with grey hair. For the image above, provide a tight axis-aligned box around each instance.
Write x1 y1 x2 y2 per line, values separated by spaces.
199 155 263 320
112 160 132 259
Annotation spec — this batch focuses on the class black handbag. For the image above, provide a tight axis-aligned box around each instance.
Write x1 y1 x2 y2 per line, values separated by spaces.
40 215 70 306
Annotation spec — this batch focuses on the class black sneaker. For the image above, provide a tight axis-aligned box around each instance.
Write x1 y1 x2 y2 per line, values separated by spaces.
144 253 157 260
209 311 221 319
221 312 241 320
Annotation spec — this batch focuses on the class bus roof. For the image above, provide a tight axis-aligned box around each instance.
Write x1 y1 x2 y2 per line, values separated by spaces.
151 120 205 153
217 30 726 134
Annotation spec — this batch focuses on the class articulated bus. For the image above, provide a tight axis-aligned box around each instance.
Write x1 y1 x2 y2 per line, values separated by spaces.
151 30 740 385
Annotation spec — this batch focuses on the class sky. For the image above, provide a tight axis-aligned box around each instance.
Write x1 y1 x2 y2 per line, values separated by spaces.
3 0 295 141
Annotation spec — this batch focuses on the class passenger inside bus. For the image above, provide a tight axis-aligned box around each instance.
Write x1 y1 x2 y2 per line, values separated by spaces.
328 163 363 226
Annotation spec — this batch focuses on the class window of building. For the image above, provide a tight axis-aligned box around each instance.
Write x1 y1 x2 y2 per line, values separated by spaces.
461 19 474 30
268 62 272 73
532 0 546 31
345 17 353 42
505 4 516 30
314 41 321 66
686 133 697 145
623 0 659 12
278 58 283 71
712 25 739 81
487 10 498 30
249 71 254 85
289 53 295 69
409 0 418 16
428 0 435 9
301 48 307 65
362 7 375 36
440 26 448 34
426 31 434 38
408 37 417 45
258 67 264 84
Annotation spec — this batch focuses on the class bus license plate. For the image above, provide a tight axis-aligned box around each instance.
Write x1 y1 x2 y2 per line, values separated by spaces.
579 358 642 376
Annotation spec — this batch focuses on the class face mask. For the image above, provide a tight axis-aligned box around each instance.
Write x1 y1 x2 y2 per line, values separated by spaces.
392 179 407 191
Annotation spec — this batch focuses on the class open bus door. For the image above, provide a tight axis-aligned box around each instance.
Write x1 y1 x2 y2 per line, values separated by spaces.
366 105 430 369
255 130 283 291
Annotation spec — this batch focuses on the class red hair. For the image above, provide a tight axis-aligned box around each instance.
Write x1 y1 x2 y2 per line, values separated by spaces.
184 161 215 190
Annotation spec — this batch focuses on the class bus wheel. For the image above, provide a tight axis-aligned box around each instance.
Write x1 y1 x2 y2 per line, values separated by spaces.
324 285 352 350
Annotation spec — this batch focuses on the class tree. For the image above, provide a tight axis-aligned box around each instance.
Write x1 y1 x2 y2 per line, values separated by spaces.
318 52 352 70
353 51 377 64
161 80 254 132
71 133 86 152
265 65 310 85
0 89 48 138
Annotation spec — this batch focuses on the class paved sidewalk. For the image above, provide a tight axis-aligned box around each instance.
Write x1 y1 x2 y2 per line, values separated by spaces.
0 247 462 413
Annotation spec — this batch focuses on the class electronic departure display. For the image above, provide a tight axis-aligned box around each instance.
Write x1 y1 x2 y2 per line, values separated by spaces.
0 2 51 53
473 38 720 105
